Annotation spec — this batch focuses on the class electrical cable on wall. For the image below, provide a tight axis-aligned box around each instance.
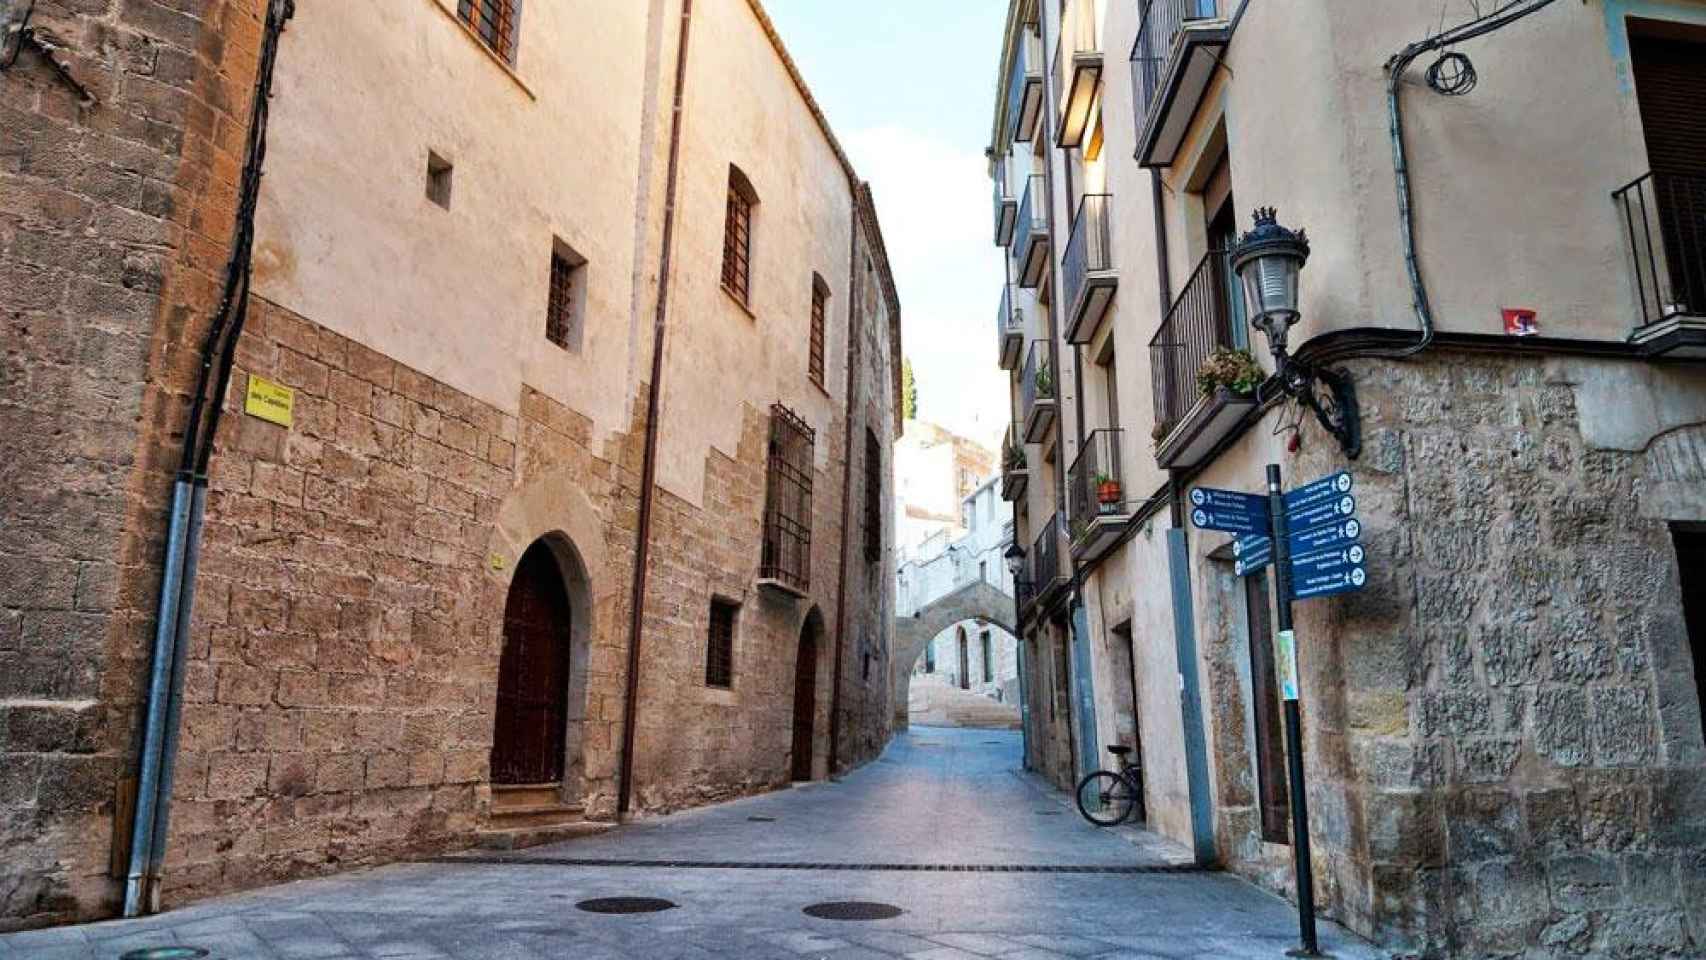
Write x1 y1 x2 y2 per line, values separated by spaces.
1374 0 1561 360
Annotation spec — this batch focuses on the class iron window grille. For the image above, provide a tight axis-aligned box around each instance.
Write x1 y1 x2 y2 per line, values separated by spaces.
809 276 828 386
546 251 576 349
457 0 517 63
723 168 757 306
863 428 883 563
761 403 815 591
705 597 738 689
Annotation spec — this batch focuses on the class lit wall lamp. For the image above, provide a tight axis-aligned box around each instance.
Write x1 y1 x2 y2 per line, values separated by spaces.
1231 208 1362 460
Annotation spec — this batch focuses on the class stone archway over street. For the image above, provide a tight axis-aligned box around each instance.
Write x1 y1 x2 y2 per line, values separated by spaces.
893 580 1017 728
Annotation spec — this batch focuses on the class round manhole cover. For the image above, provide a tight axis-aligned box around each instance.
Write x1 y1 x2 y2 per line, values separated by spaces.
803 901 905 921
121 950 211 960
576 896 678 915
747 815 777 822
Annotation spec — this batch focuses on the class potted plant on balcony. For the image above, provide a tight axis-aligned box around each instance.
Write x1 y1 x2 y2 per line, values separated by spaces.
1035 360 1055 399
1094 471 1122 514
1150 420 1171 451
1004 441 1027 473
1195 347 1264 399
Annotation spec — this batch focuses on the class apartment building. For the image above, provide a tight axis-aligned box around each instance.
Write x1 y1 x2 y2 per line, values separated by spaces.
0 0 900 928
988 0 1705 955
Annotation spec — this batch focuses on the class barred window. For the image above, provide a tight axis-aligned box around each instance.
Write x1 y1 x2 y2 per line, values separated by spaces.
863 428 882 563
545 241 585 351
457 0 518 62
808 275 828 386
705 597 738 689
723 167 757 306
761 404 814 591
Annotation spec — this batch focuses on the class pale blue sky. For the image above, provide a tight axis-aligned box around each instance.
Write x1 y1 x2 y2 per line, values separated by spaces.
764 1 1012 451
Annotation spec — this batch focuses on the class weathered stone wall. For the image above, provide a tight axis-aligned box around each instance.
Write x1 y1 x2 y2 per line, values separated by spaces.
1204 350 1706 959
1 0 271 930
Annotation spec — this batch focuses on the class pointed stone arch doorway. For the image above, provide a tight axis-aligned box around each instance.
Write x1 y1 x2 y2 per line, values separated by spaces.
491 536 592 804
790 607 826 782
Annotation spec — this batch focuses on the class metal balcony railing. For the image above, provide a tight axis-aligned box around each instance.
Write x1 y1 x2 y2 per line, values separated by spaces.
1052 0 1102 147
1614 171 1706 327
1014 175 1047 267
1021 339 1054 427
1130 0 1219 137
1007 25 1045 143
997 283 1025 368
1148 250 1237 441
1068 429 1126 543
1030 514 1065 597
1064 194 1114 323
993 159 1017 246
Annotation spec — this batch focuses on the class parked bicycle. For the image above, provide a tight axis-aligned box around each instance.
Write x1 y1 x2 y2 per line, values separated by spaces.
1075 744 1144 826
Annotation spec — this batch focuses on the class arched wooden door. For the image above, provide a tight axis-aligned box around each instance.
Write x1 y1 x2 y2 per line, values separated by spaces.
957 628 970 690
491 542 573 785
790 622 818 782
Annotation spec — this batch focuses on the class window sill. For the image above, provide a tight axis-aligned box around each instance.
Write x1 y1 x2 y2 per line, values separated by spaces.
809 376 832 400
722 284 758 320
428 0 537 101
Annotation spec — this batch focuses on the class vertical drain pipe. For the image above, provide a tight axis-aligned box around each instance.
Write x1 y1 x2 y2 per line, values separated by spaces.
124 0 292 915
618 0 695 818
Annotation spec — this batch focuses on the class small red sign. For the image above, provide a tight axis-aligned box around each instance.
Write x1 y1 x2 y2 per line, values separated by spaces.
1503 308 1539 337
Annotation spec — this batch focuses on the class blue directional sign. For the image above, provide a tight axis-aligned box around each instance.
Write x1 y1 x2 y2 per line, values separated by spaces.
1289 543 1368 600
1289 517 1362 554
1286 494 1356 534
1284 471 1354 512
1190 487 1270 535
1234 534 1273 577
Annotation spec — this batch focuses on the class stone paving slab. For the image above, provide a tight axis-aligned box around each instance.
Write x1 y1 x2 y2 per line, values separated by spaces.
0 728 1385 960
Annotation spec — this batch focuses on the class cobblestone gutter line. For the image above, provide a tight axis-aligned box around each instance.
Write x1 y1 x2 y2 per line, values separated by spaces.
427 856 1207 874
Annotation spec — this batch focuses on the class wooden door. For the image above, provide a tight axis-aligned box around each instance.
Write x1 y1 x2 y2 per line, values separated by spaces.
958 631 970 689
491 543 572 785
790 627 818 781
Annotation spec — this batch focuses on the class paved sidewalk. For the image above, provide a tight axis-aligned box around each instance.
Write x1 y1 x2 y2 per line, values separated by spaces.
0 728 1386 960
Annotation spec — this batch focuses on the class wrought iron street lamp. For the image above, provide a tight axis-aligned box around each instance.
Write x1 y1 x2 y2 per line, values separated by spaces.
1003 542 1025 578
1232 208 1362 459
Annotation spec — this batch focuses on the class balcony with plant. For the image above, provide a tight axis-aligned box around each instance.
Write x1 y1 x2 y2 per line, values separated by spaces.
1067 428 1129 563
1001 427 1029 502
1148 250 1260 467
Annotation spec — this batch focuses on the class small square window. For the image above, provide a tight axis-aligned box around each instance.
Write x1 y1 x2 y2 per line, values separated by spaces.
546 239 587 351
426 152 453 210
706 598 738 689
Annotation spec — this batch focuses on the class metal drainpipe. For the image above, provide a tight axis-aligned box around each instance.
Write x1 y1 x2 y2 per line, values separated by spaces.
826 188 865 777
123 477 192 918
617 0 694 818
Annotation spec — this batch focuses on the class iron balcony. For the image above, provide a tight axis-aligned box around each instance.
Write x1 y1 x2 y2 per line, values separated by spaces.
1614 170 1706 358
1001 425 1029 503
993 158 1018 247
1131 0 1230 168
1027 514 1070 614
1063 194 1118 345
1021 339 1057 445
1013 175 1050 288
1007 14 1045 144
997 283 1025 370
1148 250 1256 468
1067 428 1129 564
1052 0 1103 149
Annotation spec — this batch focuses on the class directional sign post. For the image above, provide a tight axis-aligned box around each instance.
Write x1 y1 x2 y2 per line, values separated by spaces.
1267 463 1316 958
1201 466 1369 959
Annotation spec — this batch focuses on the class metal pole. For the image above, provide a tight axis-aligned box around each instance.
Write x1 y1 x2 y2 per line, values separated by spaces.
1266 463 1319 957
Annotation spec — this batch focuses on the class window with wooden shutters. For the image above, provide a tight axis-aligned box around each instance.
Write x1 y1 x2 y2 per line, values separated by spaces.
761 404 814 591
1245 572 1291 843
457 0 518 62
705 598 738 688
809 276 828 386
723 167 757 306
863 428 883 563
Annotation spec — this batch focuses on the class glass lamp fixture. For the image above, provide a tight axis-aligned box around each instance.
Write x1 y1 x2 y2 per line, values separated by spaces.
1231 207 1310 354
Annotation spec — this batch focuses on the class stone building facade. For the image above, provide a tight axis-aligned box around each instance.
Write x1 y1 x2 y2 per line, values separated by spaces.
0 0 900 930
987 0 1704 955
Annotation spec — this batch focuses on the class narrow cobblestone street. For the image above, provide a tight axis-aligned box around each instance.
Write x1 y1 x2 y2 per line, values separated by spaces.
0 729 1381 960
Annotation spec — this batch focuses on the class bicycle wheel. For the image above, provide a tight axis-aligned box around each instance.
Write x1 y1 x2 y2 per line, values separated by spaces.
1076 770 1135 826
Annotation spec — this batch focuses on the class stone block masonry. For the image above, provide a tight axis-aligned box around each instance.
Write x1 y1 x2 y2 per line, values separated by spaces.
1202 349 1706 959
